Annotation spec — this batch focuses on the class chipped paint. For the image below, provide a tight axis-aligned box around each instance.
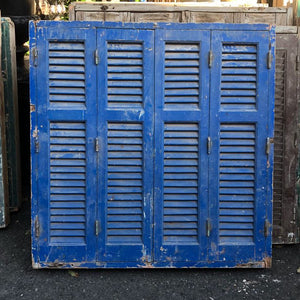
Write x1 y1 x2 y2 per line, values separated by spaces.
287 232 295 242
32 126 38 138
263 257 272 268
30 21 274 269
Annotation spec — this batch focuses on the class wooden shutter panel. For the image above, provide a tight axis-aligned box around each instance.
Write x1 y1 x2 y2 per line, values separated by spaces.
273 33 299 244
31 22 275 268
97 29 155 263
209 30 274 266
31 24 97 266
154 29 210 264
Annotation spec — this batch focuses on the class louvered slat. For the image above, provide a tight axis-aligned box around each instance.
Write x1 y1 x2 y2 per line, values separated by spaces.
163 123 199 243
107 43 143 108
273 49 286 226
219 124 255 244
49 122 86 244
221 44 257 110
107 122 143 244
49 42 86 107
164 44 200 109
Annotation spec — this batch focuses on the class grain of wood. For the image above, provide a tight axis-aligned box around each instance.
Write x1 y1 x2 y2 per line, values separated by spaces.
70 3 291 25
276 13 287 26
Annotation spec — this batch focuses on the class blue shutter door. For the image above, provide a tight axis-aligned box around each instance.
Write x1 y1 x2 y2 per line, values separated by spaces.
97 29 154 263
209 30 274 265
32 26 98 266
154 29 210 264
31 22 274 268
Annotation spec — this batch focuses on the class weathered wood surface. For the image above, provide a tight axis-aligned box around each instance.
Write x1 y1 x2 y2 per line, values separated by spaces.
0 11 10 229
276 25 298 33
69 2 293 25
1 18 22 211
273 31 299 244
293 0 299 26
297 25 300 240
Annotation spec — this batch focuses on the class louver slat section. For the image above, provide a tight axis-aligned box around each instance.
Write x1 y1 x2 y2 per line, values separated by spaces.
164 44 200 109
163 123 199 243
107 43 143 108
49 42 86 108
49 122 86 244
107 123 143 244
273 49 285 229
221 44 257 110
219 124 255 244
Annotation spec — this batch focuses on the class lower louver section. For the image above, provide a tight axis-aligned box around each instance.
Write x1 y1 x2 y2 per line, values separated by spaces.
49 122 87 244
163 123 199 244
219 123 255 245
107 122 143 244
273 49 285 228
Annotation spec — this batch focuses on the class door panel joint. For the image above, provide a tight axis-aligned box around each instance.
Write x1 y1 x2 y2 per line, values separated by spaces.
32 47 38 66
267 50 273 69
95 138 100 152
206 219 212 237
264 219 271 237
95 220 100 236
208 50 213 68
34 135 39 153
207 136 212 155
266 137 274 155
94 49 99 65
35 216 40 238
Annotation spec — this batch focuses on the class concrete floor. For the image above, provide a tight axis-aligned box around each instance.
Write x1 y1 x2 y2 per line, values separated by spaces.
0 201 299 300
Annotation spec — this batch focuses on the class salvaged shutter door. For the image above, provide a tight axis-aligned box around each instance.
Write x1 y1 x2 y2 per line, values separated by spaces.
209 31 274 265
31 25 98 266
154 29 210 264
31 22 275 268
273 33 299 244
96 29 155 263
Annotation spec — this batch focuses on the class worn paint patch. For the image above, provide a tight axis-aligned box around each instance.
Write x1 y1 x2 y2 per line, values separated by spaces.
30 104 35 112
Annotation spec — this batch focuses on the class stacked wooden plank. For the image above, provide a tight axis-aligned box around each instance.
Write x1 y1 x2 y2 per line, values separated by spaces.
69 2 294 25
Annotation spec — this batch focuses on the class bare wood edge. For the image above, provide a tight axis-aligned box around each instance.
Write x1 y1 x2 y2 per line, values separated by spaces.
276 26 298 33
293 0 300 26
69 2 287 14
69 3 75 21
286 5 294 26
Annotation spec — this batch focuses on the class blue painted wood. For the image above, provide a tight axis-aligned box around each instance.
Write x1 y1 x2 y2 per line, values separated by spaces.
30 21 273 32
154 29 210 263
31 24 98 265
97 28 154 263
209 29 274 264
31 21 275 268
